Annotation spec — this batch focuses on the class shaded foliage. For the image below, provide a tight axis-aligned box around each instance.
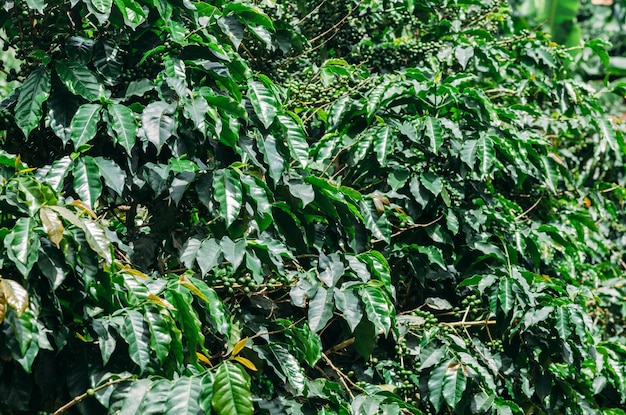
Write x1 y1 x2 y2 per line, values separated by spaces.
0 0 626 414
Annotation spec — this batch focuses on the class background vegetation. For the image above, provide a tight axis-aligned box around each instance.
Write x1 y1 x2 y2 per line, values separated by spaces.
1 0 626 414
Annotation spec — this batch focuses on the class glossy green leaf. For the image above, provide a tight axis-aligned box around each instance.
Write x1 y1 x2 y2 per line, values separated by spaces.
269 343 306 394
81 221 112 263
360 284 392 334
334 287 364 332
73 157 103 209
555 306 571 341
211 361 254 415
248 80 279 129
121 309 151 373
70 103 102 149
4 217 40 276
424 116 443 154
164 54 188 98
308 286 334 333
144 307 172 365
164 376 204 415
371 125 392 165
196 238 222 276
183 95 209 135
213 169 243 227
92 156 126 196
498 278 514 315
112 0 147 29
278 112 309 167
142 102 177 153
221 236 246 270
108 379 153 415
188 276 230 336
55 61 105 101
15 67 51 138
541 155 559 193
442 362 467 409
258 134 284 182
107 104 137 154
428 359 451 413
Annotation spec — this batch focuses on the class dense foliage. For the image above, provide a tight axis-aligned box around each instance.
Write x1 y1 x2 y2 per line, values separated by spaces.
1 0 626 414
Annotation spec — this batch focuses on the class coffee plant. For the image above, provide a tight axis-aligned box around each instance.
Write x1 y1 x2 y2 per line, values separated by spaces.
1 0 626 414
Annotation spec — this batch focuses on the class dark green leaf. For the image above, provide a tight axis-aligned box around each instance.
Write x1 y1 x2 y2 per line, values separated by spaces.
55 61 105 101
15 67 51 138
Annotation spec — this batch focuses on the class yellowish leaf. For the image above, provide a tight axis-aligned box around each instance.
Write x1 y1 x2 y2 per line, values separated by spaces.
40 207 65 248
231 337 248 357
178 275 208 302
233 356 258 371
147 294 175 310
197 352 213 366
0 279 29 316
48 205 83 228
123 268 149 279
0 290 6 324
19 167 37 174
69 200 98 219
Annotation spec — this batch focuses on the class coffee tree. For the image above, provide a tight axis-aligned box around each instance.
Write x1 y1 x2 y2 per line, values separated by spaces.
0 0 625 414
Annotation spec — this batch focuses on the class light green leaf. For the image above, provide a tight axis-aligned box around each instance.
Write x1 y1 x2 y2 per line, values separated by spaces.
424 116 443 154
15 67 51 138
92 319 116 365
211 361 254 415
442 362 467 409
278 112 309 168
55 61 105 101
122 309 151 374
308 286 334 333
213 169 243 227
70 103 102 149
107 103 137 154
360 284 392 334
460 139 479 169
248 80 279 129
73 157 103 209
142 101 177 153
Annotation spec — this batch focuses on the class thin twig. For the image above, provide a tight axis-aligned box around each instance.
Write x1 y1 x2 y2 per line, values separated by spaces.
371 215 443 244
514 197 542 221
321 353 356 399
53 377 133 415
